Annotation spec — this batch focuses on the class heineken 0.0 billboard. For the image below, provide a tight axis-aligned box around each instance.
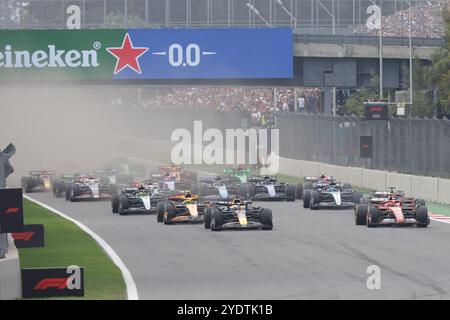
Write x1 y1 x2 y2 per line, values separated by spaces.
0 28 293 81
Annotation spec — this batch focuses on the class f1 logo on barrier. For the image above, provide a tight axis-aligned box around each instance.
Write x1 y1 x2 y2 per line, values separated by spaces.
0 188 24 233
13 224 45 248
22 265 84 298
13 232 34 241
34 278 68 290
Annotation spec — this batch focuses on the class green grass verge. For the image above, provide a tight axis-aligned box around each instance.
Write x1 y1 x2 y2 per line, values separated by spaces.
19 199 126 300
426 203 450 216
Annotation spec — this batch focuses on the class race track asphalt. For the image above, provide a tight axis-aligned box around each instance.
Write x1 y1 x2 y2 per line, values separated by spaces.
25 190 450 300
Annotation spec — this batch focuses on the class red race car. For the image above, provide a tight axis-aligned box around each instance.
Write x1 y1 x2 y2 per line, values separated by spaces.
354 189 429 228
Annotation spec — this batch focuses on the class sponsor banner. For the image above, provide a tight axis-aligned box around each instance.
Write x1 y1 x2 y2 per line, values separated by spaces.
0 188 24 233
13 224 44 248
22 266 84 298
0 28 293 80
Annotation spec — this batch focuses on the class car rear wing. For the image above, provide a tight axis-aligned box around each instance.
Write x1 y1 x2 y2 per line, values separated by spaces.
29 170 53 177
247 175 277 183
223 167 251 175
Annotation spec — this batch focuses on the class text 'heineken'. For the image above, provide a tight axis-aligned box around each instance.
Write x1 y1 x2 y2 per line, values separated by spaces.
0 45 99 68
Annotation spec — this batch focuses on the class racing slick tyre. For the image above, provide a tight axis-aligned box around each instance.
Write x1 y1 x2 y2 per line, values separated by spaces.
416 206 429 228
111 195 120 214
156 202 166 223
355 204 368 225
310 191 321 210
286 185 296 201
303 189 312 208
21 178 32 193
211 209 224 231
367 206 379 228
415 199 426 207
343 183 352 191
164 204 176 225
353 191 364 204
303 182 314 190
70 185 81 202
52 181 59 196
204 208 212 229
110 184 120 196
56 183 65 198
296 183 303 199
238 183 256 200
119 196 129 216
261 208 273 230
65 186 72 201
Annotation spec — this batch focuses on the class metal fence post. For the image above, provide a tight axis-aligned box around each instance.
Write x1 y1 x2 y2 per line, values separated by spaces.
0 143 16 259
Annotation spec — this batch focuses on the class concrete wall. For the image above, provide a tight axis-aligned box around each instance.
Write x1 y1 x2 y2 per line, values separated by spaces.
275 156 450 204
0 234 22 300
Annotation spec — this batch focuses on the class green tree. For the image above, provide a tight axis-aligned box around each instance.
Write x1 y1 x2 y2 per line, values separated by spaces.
430 8 450 114
344 74 381 116
411 58 434 118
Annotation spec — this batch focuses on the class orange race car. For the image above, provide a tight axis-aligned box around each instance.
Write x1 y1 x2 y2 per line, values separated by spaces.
156 191 206 225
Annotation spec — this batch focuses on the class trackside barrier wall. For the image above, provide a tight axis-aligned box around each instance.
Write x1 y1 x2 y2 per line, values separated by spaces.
277 156 450 204
438 179 450 204
0 234 21 300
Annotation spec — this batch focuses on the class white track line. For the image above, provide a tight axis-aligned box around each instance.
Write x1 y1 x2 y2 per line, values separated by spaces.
24 195 139 300
429 213 450 224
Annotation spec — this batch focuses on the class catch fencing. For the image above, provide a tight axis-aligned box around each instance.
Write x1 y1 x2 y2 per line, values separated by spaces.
276 113 450 179
109 106 450 179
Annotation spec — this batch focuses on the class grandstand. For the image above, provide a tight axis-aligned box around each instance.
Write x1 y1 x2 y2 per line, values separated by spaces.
0 0 448 38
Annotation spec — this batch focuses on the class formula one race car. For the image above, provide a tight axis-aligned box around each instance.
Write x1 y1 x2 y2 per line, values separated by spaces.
223 166 252 183
191 175 240 199
245 176 297 201
204 198 273 231
21 170 53 193
303 181 363 209
158 164 198 184
65 174 113 202
95 169 135 185
296 174 334 199
52 173 76 198
355 188 429 227
156 191 206 224
111 184 153 215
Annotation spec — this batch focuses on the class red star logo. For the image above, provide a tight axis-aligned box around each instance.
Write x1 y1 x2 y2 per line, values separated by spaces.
106 33 149 75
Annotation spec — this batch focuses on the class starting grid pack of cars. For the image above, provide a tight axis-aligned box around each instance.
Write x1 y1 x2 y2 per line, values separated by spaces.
21 163 430 230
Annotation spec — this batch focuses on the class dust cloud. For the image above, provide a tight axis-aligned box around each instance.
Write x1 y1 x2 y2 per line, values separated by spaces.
0 85 173 185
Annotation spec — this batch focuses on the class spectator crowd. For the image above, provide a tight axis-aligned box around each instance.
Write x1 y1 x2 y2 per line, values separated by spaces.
140 87 321 127
357 0 448 38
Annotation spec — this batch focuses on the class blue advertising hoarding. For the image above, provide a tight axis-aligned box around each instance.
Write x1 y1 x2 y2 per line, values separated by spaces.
110 28 293 79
